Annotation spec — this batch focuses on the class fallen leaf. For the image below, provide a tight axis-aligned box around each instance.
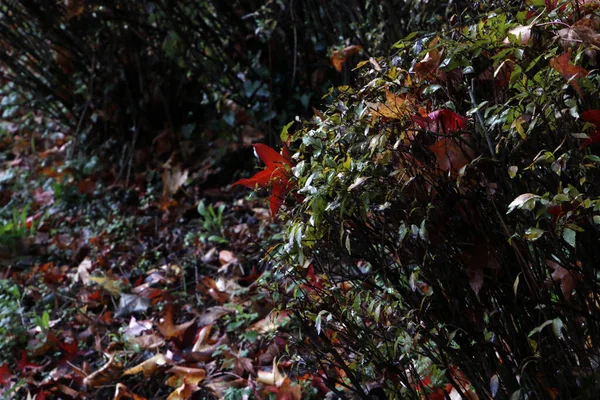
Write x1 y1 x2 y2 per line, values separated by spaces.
76 257 92 284
166 383 199 400
89 275 122 297
157 303 196 339
114 383 147 400
162 163 189 198
128 334 166 350
122 317 153 339
191 325 213 352
166 366 206 387
224 349 255 376
115 293 151 319
122 354 171 377
257 358 286 387
246 311 289 334
83 354 122 389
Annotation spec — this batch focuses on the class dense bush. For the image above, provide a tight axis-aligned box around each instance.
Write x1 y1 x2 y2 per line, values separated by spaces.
266 1 600 398
0 0 459 164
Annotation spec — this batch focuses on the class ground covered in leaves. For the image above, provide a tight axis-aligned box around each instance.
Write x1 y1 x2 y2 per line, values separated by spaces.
0 117 323 399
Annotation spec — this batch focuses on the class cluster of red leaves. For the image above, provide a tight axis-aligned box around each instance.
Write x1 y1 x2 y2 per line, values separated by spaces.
234 144 294 216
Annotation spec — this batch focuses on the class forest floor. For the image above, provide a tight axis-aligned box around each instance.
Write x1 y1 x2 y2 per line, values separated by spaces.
0 116 322 399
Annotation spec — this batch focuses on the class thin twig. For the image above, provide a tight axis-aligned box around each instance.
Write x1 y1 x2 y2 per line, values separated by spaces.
469 78 495 159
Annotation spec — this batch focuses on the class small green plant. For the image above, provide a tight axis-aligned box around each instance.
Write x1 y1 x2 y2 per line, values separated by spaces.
0 280 26 356
194 201 228 244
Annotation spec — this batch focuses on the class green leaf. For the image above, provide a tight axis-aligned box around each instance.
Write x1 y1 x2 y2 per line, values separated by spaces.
563 228 576 248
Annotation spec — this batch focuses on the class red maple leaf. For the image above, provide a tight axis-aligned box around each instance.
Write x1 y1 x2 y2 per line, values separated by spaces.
234 144 294 216
580 110 600 149
413 109 469 134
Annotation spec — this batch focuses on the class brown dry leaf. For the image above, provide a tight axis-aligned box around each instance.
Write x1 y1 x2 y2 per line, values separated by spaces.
549 51 589 98
224 349 255 376
123 317 153 339
369 57 382 71
166 366 206 387
122 354 171 377
246 310 289 334
166 383 198 400
64 0 85 20
546 259 581 300
415 37 442 81
191 325 213 352
157 303 196 340
257 358 286 387
114 383 147 400
76 257 92 285
162 163 189 198
368 89 415 120
128 334 165 350
428 135 474 175
558 18 600 49
330 45 363 72
89 275 122 297
503 24 534 45
204 377 248 398
197 305 235 326
264 378 302 400
258 342 280 365
83 354 122 389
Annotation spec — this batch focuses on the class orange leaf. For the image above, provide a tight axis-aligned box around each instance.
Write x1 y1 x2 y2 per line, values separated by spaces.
157 303 196 339
330 45 362 72
549 51 588 98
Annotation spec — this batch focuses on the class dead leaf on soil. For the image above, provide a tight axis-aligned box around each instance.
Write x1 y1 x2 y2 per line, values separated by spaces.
128 334 166 350
166 366 206 387
114 383 147 400
162 162 189 198
75 257 92 284
157 303 196 340
246 310 289 334
166 383 199 400
191 325 213 352
122 354 171 377
83 354 122 389
115 293 151 319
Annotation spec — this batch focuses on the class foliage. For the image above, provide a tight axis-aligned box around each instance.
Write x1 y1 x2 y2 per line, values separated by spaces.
266 1 600 398
0 0 465 169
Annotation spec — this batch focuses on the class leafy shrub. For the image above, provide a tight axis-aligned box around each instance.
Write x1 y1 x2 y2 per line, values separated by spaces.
1 0 466 162
267 1 600 398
